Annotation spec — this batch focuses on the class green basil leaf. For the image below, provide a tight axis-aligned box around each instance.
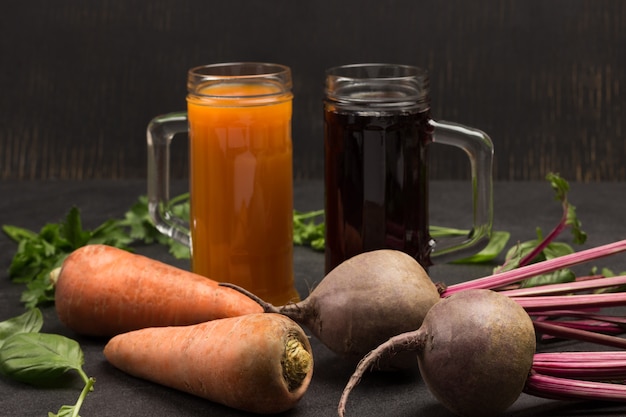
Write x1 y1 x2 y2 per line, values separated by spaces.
0 309 43 346
0 332 84 384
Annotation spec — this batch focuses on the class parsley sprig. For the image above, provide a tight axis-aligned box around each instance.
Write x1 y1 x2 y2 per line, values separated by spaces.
293 209 325 251
2 197 188 308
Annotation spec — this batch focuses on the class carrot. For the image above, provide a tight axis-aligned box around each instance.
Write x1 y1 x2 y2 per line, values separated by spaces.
54 244 263 337
103 313 314 414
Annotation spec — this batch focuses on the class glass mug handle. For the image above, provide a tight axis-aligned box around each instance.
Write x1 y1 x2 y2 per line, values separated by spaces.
429 119 494 261
146 111 190 247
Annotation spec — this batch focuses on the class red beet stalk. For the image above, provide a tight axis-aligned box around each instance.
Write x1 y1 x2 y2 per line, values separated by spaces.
526 351 626 402
443 240 626 296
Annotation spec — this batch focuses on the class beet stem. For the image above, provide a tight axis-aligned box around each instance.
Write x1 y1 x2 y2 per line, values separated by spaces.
531 310 626 325
515 291 626 312
537 319 623 335
443 240 626 296
218 282 279 313
524 372 626 402
517 216 569 268
337 331 422 417
534 351 626 361
533 352 626 379
533 320 626 349
499 275 626 297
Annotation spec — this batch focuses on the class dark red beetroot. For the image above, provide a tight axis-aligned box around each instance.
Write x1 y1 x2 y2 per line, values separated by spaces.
338 289 536 417
229 250 441 364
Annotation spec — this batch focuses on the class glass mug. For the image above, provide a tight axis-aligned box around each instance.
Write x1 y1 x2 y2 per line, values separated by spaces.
147 62 299 305
324 63 494 273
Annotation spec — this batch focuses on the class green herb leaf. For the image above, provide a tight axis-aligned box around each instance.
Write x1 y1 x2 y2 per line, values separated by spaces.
119 195 191 259
49 405 79 417
20 278 57 309
121 196 163 242
2 194 195 308
546 172 587 245
3 220 71 307
0 332 85 384
566 204 587 245
310 237 326 251
89 219 135 248
452 231 511 264
293 210 325 251
0 309 43 347
0 311 95 416
519 268 576 288
48 376 95 417
541 240 575 260
291 211 513 262
428 225 469 238
495 173 586 277
496 227 577 286
2 225 38 243
61 208 91 249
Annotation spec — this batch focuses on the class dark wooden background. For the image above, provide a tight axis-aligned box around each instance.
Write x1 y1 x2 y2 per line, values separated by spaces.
1 0 625 182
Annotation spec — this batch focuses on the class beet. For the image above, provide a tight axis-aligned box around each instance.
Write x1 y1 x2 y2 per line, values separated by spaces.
338 289 536 417
229 250 441 364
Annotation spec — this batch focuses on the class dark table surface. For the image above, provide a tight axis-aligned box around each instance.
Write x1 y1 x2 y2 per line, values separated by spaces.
1 179 626 417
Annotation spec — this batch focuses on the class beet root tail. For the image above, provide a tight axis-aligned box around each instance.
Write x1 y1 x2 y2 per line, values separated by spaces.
337 331 423 417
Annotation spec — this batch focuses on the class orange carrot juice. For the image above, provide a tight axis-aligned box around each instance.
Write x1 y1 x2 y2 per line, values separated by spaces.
186 82 298 305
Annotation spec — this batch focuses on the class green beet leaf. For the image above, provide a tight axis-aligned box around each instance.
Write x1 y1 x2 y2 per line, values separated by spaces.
451 231 511 264
520 268 576 288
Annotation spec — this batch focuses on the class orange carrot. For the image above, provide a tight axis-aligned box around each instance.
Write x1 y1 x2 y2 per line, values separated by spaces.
104 313 314 414
54 244 263 337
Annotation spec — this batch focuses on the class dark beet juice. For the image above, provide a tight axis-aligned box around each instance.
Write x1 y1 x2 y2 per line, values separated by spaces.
323 63 494 272
324 108 434 273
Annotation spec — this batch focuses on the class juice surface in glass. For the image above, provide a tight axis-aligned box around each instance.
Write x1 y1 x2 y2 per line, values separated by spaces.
187 82 298 305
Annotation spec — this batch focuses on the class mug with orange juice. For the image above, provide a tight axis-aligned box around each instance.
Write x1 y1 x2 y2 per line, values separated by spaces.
147 62 298 305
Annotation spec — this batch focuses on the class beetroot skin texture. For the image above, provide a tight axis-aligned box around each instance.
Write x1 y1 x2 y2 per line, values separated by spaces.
282 250 441 360
417 289 536 417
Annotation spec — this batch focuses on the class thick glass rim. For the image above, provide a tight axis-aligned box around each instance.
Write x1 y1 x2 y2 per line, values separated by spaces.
187 62 292 98
325 63 428 81
325 63 430 106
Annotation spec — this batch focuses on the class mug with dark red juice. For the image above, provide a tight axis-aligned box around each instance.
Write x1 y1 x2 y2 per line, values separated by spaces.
324 63 493 273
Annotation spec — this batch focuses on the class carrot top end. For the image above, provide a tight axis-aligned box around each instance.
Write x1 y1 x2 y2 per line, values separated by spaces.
282 333 313 392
